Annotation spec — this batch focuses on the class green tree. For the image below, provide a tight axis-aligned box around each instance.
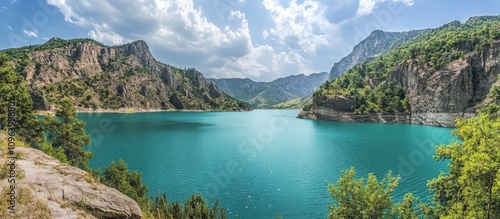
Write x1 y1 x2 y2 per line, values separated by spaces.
41 143 68 163
428 114 500 219
327 167 400 219
390 193 421 219
44 99 92 170
102 159 150 210
0 54 44 147
150 193 226 219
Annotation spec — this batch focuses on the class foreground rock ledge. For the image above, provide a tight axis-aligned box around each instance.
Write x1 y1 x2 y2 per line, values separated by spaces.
1 147 142 219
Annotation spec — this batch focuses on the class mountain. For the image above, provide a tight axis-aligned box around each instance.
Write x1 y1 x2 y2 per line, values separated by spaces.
329 29 425 79
0 38 251 112
300 16 500 127
209 72 329 108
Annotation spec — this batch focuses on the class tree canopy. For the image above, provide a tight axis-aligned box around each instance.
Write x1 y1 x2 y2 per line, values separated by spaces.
0 54 44 147
43 99 92 170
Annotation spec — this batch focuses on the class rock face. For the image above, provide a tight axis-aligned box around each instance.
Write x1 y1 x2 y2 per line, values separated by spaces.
209 72 329 108
2 38 250 111
390 40 500 126
301 40 500 127
0 146 142 219
329 30 424 79
301 16 500 127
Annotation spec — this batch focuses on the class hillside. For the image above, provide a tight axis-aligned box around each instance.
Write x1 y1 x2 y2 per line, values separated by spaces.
329 29 425 79
209 72 329 108
300 16 500 127
0 138 142 218
0 38 251 112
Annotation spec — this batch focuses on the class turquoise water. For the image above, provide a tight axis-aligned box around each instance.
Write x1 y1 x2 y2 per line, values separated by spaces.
80 110 452 218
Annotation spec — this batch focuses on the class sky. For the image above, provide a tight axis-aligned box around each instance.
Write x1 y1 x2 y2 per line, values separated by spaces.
0 0 499 82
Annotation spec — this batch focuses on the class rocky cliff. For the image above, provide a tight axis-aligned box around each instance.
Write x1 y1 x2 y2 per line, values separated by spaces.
209 72 329 108
301 16 500 127
389 40 500 126
329 30 424 79
1 38 251 112
0 145 142 218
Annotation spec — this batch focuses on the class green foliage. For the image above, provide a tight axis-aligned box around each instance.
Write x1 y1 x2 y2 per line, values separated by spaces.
43 99 92 170
478 75 500 116
0 54 44 147
317 71 408 113
1 38 103 57
315 16 500 114
327 167 400 219
102 159 151 210
151 193 226 219
390 193 421 219
302 101 313 111
41 143 68 164
428 114 500 219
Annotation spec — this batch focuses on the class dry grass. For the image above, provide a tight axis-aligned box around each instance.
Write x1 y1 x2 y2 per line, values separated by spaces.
0 186 52 218
0 160 8 180
54 166 69 176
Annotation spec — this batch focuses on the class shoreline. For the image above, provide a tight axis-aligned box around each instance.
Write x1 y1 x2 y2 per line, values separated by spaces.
36 108 252 116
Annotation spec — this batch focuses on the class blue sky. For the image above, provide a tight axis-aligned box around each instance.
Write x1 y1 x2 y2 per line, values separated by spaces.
1 0 499 81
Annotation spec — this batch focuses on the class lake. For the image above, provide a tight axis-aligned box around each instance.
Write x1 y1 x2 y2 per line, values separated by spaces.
80 110 452 218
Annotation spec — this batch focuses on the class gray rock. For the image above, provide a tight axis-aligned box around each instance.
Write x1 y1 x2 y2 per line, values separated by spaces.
1 147 142 219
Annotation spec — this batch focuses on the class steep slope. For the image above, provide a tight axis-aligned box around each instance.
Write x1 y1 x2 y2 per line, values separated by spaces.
300 16 500 127
0 143 142 218
0 38 251 112
329 29 424 79
209 72 329 108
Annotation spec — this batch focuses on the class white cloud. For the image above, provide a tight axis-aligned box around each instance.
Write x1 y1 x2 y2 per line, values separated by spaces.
46 0 319 81
262 30 269 40
6 26 11 30
357 0 414 17
48 0 251 57
208 45 314 81
23 29 38 38
1 6 8 9
262 0 335 55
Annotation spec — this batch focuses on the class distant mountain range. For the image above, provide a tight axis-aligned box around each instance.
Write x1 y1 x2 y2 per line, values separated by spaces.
209 72 329 109
0 37 251 111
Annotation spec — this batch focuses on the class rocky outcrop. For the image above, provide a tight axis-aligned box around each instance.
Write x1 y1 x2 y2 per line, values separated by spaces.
329 30 424 79
298 110 410 123
3 38 250 112
392 40 500 126
0 146 142 219
209 72 329 108
301 40 500 127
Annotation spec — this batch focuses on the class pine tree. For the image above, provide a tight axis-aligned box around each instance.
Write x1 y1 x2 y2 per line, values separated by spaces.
44 99 92 170
0 54 44 147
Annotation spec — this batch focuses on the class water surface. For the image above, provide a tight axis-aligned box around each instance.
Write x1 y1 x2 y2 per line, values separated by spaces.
81 110 452 218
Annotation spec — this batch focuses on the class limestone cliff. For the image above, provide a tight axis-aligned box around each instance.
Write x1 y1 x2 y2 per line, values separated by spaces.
1 38 251 112
0 145 142 218
301 16 500 127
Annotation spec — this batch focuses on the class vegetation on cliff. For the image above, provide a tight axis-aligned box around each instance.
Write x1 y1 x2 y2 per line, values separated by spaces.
0 38 251 112
312 16 500 114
